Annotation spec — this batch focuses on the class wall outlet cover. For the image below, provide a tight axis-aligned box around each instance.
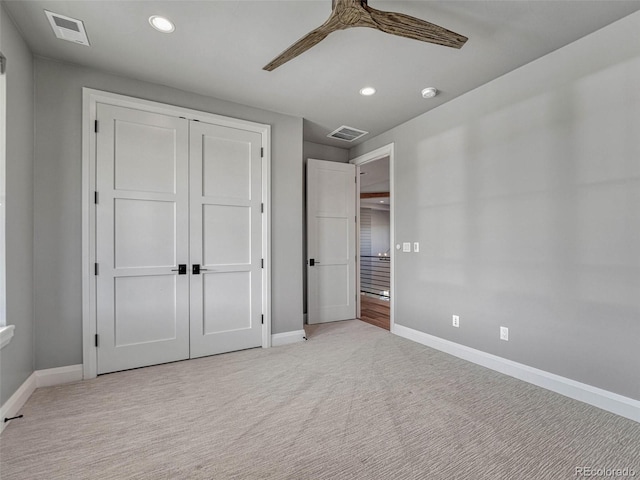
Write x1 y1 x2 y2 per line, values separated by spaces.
500 326 509 341
452 315 459 327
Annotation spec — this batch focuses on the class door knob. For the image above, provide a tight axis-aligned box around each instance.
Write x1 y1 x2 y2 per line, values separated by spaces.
192 264 210 275
171 264 187 275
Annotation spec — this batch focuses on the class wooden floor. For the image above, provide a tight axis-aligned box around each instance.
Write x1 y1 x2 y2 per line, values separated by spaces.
359 295 390 330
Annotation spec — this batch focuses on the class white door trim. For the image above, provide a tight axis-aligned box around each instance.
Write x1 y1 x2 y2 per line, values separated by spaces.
350 143 395 332
82 88 271 380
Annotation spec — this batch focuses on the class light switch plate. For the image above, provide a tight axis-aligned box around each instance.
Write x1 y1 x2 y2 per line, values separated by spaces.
414 242 420 252
402 242 411 252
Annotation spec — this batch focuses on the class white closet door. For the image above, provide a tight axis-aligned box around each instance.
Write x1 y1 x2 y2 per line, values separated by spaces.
189 121 263 358
307 159 356 323
96 104 190 374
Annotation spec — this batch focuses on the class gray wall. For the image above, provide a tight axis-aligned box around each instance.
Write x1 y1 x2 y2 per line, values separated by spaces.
360 208 372 257
369 209 390 256
301 141 349 316
360 208 390 256
0 4 35 405
33 57 303 369
303 141 349 164
351 11 640 400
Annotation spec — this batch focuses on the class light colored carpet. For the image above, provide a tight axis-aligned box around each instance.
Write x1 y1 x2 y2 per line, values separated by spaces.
1 320 639 479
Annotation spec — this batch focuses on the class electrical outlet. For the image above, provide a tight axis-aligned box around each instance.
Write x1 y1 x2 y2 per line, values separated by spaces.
414 242 420 252
500 326 509 341
452 315 459 328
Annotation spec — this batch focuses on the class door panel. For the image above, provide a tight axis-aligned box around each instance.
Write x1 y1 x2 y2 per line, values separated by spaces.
318 217 349 260
203 272 252 334
202 136 252 199
318 265 350 306
114 121 178 194
316 168 352 216
114 199 176 268
307 159 356 323
96 104 190 374
114 275 178 346
202 205 251 265
190 121 263 358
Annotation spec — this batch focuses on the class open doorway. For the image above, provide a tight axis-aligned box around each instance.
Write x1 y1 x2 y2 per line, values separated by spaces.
359 158 390 329
304 143 394 333
353 147 393 331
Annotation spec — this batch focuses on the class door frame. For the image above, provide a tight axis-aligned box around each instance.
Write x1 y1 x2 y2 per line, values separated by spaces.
350 143 395 332
81 88 272 380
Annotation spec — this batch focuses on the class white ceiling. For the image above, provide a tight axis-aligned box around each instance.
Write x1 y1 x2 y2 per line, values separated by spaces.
360 156 389 193
360 156 389 208
4 1 640 148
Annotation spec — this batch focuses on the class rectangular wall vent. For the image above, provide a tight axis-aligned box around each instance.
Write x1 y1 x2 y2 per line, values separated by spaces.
45 10 90 46
327 125 368 142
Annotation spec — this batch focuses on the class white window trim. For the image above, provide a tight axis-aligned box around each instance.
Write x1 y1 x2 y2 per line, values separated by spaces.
0 325 14 349
1 50 7 332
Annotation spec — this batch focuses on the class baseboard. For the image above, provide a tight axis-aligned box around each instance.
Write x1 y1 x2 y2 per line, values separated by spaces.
1 364 84 434
35 364 83 388
272 330 306 347
0 372 36 434
392 323 640 423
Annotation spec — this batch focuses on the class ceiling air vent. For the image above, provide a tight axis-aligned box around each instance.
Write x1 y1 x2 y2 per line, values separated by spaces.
327 125 368 142
45 10 90 46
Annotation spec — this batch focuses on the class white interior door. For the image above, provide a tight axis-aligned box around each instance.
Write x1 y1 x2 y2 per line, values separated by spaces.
307 159 356 323
96 104 190 374
189 121 263 357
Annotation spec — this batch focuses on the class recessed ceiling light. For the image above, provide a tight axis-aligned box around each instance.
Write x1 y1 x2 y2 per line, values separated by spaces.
360 87 376 96
421 87 438 99
149 15 175 33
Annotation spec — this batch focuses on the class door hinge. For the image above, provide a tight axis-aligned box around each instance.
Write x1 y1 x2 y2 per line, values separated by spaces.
261 203 264 213
94 263 99 275
94 191 98 204
94 334 99 347
261 259 264 268
94 120 98 133
261 314 264 325
260 147 264 158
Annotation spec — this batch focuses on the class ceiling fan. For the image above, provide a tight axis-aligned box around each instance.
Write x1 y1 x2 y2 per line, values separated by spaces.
263 0 468 71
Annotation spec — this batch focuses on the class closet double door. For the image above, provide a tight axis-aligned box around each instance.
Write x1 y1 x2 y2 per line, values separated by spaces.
95 104 263 374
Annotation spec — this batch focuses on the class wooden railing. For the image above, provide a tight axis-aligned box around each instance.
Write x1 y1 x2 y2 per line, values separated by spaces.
360 256 390 298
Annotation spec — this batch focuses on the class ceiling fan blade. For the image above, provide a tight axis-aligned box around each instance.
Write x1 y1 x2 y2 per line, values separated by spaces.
364 5 468 49
263 16 341 71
